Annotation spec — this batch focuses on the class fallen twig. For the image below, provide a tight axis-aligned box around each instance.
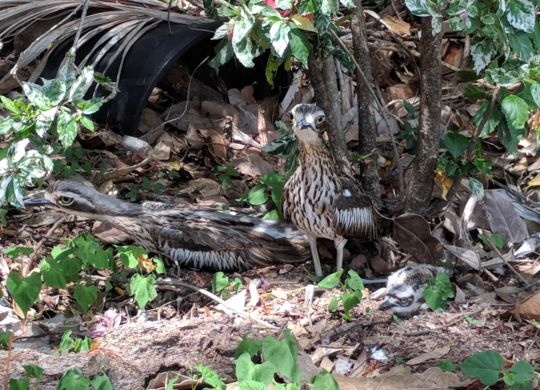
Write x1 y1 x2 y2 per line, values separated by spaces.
156 278 278 329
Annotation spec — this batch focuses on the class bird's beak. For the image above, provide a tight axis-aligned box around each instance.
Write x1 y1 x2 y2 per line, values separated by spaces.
23 196 53 207
379 299 393 311
297 120 315 131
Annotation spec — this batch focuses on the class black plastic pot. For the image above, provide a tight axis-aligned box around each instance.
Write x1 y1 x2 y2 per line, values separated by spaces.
43 20 219 134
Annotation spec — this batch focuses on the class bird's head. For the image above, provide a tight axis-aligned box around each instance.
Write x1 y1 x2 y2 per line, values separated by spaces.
289 103 326 143
24 179 140 219
379 283 425 318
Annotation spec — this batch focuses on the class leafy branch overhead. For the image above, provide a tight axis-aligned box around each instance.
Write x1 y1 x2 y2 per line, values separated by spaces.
209 0 354 83
0 58 110 207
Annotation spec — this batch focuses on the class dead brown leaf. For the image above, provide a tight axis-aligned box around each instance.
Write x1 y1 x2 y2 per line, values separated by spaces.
405 346 450 365
334 366 473 389
393 214 443 264
381 16 411 35
512 290 540 320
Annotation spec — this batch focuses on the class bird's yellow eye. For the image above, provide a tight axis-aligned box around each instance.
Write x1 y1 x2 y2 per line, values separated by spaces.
316 116 325 125
58 196 74 206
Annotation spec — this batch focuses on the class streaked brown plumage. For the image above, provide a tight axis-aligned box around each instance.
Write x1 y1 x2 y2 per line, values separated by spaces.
25 179 310 271
283 103 377 276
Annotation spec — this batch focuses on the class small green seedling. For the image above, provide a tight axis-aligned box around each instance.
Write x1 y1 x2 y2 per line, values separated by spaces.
318 270 364 321
211 272 243 299
437 359 456 372
423 272 454 312
59 330 92 354
194 332 338 389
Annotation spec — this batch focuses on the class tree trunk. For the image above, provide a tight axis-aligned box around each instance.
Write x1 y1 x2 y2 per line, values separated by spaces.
351 0 381 204
307 55 350 174
405 17 443 213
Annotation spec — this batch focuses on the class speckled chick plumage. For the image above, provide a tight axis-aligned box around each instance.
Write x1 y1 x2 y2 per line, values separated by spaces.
29 179 310 271
282 103 377 276
379 264 450 317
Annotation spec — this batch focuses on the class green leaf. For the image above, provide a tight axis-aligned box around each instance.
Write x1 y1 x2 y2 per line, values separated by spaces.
262 336 299 382
209 39 234 69
212 272 229 293
41 248 82 288
231 16 256 68
22 82 48 107
423 272 454 311
247 185 268 205
59 330 74 353
510 360 535 384
265 54 281 88
22 364 44 379
312 371 339 390
508 32 533 61
277 0 293 8
3 246 33 259
269 21 291 58
57 109 79 148
130 274 157 309
461 351 503 385
263 209 280 221
4 177 25 208
71 234 113 269
68 66 95 101
8 378 29 390
153 257 165 274
195 364 225 390
290 29 310 67
236 353 276 385
437 359 456 372
117 245 147 269
0 331 13 350
74 284 98 313
346 270 364 291
78 97 103 115
328 296 340 312
91 375 113 390
501 94 529 130
79 116 95 132
57 369 90 390
342 291 361 313
318 271 342 288
238 381 267 390
235 336 262 358
0 96 18 113
6 272 42 315
443 132 469 159
530 83 540 107
320 0 338 15
534 22 540 50
471 40 494 73
506 0 535 33
40 78 67 106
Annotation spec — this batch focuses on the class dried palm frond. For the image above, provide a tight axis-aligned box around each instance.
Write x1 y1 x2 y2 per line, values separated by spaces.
0 0 212 85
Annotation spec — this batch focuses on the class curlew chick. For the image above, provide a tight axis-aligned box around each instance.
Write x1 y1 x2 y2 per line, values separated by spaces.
379 264 450 317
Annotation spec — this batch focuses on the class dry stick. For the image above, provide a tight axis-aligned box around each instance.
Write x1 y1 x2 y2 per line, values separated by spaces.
487 242 528 285
24 216 67 275
157 55 210 130
330 28 405 196
72 0 91 60
97 156 154 184
156 278 278 329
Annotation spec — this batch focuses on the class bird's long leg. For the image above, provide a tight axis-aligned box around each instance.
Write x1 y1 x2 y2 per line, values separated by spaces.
335 238 347 272
308 236 323 277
